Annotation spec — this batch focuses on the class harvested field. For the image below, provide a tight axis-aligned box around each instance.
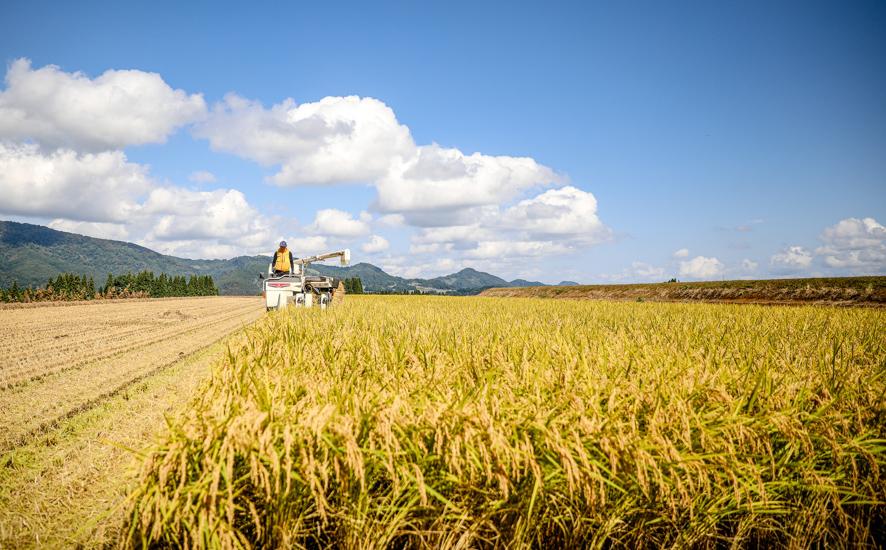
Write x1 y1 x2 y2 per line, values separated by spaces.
480 276 886 306
0 296 263 450
0 296 264 547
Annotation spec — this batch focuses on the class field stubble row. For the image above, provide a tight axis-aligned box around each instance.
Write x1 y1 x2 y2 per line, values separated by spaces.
0 297 264 451
126 296 885 548
0 297 257 388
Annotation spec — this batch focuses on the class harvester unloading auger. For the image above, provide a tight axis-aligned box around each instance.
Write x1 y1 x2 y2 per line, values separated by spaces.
260 249 351 311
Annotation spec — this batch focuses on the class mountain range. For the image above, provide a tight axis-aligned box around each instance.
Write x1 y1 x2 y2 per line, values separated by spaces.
0 220 578 295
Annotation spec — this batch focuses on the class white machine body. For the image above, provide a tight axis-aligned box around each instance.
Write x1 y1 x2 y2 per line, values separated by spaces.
262 249 350 311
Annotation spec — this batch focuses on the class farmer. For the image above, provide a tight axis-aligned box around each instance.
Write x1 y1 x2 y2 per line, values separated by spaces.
270 241 295 276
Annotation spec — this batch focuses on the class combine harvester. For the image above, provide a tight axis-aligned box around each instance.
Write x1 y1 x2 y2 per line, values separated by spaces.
260 249 350 311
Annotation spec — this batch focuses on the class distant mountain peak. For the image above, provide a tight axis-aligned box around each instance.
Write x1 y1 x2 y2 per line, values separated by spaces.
0 220 546 296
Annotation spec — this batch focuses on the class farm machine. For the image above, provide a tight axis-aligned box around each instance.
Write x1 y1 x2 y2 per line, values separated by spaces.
260 249 351 311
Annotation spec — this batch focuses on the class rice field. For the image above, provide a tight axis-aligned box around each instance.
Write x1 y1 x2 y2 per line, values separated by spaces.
124 295 885 548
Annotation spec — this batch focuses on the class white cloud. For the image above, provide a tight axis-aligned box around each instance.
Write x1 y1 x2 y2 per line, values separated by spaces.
741 259 759 272
361 235 390 254
290 235 330 256
138 239 251 260
377 213 405 227
194 94 562 218
500 186 609 243
0 142 151 222
194 94 413 185
377 144 560 214
409 243 443 254
673 248 689 258
308 208 371 238
188 170 217 183
0 144 276 260
47 219 129 241
815 217 885 272
0 59 614 271
378 254 464 279
402 185 608 271
770 246 813 269
0 58 205 152
597 261 666 282
631 261 665 279
463 240 570 259
141 188 270 244
135 187 274 259
679 256 725 279
413 224 493 245
190 91 606 269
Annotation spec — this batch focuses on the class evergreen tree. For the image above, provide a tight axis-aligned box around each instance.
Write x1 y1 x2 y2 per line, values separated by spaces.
104 273 114 296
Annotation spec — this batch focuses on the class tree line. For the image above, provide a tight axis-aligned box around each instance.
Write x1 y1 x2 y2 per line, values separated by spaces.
0 271 218 303
102 272 218 298
342 277 364 294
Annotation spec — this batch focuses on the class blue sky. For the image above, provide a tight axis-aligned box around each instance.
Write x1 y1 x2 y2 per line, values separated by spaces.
1 0 884 282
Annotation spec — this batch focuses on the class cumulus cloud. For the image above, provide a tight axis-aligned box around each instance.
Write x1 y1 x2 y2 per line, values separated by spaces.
189 170 217 183
308 209 371 238
679 256 725 279
194 94 414 185
673 248 689 258
190 90 607 269
500 186 609 243
409 243 444 254
0 59 612 270
0 58 205 151
463 240 571 259
401 185 608 271
0 142 151 222
770 246 813 269
597 261 666 282
194 94 562 218
377 213 405 227
361 235 390 254
413 224 494 246
0 144 274 260
741 259 759 272
631 261 665 279
815 217 885 272
378 255 462 280
290 235 330 256
377 144 560 214
141 188 270 245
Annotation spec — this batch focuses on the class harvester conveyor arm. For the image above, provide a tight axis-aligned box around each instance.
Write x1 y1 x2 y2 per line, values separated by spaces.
293 249 351 266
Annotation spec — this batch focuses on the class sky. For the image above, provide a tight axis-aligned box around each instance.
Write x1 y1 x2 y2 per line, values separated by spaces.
0 0 884 283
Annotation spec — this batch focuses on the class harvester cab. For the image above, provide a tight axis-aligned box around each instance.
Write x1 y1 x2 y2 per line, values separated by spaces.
261 249 350 311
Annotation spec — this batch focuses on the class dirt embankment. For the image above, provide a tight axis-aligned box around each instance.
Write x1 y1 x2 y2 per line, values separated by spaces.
480 276 886 306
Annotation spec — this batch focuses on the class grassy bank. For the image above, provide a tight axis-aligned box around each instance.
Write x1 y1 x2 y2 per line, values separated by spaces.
125 296 885 548
480 276 886 305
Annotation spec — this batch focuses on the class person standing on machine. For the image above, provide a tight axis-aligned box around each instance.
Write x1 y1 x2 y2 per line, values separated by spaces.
270 241 295 276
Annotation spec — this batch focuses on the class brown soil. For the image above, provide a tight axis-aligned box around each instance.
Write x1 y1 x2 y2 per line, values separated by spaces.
0 297 265 547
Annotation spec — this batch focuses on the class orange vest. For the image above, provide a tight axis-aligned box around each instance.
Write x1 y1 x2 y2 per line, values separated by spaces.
274 248 291 272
